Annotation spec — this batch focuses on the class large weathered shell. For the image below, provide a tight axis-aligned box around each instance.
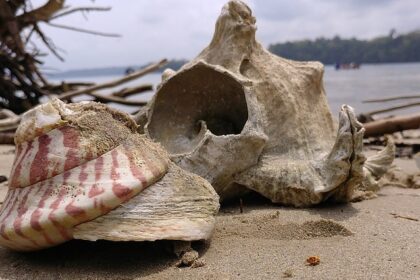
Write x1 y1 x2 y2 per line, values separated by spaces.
143 0 394 206
0 99 219 251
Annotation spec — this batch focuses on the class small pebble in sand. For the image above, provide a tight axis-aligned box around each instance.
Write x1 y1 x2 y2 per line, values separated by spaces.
306 256 320 266
176 250 203 268
270 210 280 219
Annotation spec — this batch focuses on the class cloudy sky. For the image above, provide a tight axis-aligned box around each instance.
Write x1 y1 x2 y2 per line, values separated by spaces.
31 0 420 70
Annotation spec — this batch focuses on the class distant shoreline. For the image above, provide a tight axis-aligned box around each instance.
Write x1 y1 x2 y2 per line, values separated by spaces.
269 30 420 65
47 61 420 80
46 59 188 79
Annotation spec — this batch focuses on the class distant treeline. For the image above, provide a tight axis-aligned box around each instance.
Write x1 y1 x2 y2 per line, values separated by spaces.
268 30 420 64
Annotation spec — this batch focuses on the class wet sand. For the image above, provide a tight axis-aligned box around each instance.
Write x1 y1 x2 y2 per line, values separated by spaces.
0 144 419 280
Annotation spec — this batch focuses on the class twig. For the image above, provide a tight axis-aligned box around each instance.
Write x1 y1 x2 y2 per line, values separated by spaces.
24 26 36 44
239 198 244 214
364 102 420 116
46 22 121 37
50 6 111 20
390 213 418 222
363 94 420 103
89 92 147 106
59 59 168 101
42 82 95 92
33 23 64 61
112 84 153 98
33 65 49 86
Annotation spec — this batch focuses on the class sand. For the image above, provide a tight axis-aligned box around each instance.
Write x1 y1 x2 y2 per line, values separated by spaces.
0 144 419 280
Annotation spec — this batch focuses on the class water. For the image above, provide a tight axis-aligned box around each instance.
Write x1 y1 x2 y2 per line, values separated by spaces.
51 62 420 117
324 62 420 117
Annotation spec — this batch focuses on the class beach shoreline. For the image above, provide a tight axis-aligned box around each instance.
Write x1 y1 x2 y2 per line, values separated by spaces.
0 144 419 280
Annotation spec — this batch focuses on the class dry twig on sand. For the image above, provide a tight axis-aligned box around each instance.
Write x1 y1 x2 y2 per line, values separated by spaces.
390 213 419 222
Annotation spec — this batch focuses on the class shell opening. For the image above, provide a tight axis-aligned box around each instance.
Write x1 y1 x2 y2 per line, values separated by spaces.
148 64 248 154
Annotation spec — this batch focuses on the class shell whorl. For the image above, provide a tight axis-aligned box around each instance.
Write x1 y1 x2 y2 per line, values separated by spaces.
0 100 169 251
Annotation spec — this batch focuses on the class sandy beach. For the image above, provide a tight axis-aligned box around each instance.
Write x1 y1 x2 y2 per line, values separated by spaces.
0 144 419 280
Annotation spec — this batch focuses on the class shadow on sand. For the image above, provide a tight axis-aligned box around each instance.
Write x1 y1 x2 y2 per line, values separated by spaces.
0 239 210 280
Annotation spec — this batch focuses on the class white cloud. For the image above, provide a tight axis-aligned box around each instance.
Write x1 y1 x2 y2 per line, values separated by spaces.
29 0 420 70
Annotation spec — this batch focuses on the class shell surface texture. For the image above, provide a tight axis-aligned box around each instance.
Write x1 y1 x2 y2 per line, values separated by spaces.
0 99 169 251
143 0 395 206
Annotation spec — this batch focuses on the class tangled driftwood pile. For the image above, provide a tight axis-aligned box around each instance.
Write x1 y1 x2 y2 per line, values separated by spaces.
0 0 414 257
0 0 164 139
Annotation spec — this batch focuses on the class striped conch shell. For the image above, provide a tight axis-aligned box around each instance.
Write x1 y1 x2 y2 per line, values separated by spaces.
0 99 219 251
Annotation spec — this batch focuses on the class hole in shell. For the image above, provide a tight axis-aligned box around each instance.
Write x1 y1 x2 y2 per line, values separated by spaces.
148 64 248 154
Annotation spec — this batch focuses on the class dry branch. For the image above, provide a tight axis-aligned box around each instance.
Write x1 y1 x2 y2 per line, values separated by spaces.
59 59 167 101
42 81 95 92
50 6 111 20
17 0 65 27
0 109 21 132
112 84 153 98
363 94 420 103
364 113 420 137
46 22 120 37
33 23 64 61
0 132 15 145
364 101 420 116
90 93 147 106
1 0 121 114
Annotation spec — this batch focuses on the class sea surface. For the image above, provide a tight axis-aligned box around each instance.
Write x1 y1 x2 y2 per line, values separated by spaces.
50 62 420 117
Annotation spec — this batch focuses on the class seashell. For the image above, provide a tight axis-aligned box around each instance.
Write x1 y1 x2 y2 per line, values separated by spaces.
0 99 219 251
74 163 218 242
143 0 394 206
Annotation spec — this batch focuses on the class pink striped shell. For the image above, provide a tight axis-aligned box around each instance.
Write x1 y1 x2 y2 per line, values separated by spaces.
0 100 169 251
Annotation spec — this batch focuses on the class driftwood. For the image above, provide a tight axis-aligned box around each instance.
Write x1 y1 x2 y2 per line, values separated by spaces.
91 93 147 106
358 100 420 123
364 113 420 137
112 84 153 98
42 82 95 93
364 102 420 116
363 94 420 103
0 0 121 114
0 58 165 135
0 109 20 132
59 59 167 101
0 133 14 145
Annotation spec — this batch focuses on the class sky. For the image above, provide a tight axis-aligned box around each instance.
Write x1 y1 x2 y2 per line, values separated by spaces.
30 0 420 70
